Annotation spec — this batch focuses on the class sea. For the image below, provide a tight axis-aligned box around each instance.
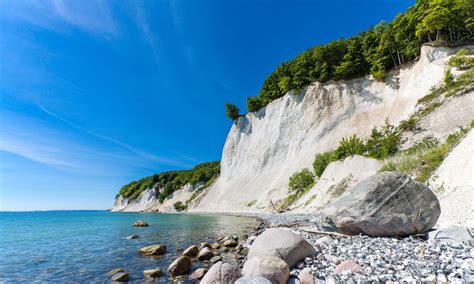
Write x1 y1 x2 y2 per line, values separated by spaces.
0 210 260 282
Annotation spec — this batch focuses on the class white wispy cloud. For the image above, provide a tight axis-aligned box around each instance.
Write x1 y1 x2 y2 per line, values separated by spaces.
36 104 190 168
129 1 161 65
3 0 118 38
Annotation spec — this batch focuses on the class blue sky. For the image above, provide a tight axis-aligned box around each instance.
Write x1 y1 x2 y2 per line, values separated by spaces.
0 0 413 211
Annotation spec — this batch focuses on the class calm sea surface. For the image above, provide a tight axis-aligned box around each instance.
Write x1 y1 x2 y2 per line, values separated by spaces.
0 210 259 282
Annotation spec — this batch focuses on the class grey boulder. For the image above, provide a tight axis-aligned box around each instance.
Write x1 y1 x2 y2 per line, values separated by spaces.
428 225 474 246
168 256 192 276
236 276 272 284
200 261 241 284
321 172 440 237
247 228 316 267
242 256 290 284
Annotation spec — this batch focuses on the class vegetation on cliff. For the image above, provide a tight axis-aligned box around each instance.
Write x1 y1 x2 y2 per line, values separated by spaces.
119 161 220 202
224 0 473 119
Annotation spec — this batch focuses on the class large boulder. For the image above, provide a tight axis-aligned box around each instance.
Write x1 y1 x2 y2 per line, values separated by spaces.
138 244 167 256
242 256 290 284
189 268 208 280
321 172 440 237
168 256 192 276
247 228 316 267
200 261 241 284
236 276 272 283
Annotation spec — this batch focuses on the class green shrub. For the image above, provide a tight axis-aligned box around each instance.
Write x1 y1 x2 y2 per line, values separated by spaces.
444 70 455 87
313 151 334 177
225 103 240 121
246 200 257 207
399 117 418 132
288 168 315 192
448 48 473 70
246 96 263 112
366 123 402 159
173 201 187 212
333 135 366 160
380 126 471 183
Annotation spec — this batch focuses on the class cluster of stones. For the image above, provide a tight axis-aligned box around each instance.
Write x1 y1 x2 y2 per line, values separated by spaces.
289 233 474 283
108 219 261 282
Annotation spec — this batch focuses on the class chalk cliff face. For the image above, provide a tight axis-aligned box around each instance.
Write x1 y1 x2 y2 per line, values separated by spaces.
189 46 456 212
112 182 203 212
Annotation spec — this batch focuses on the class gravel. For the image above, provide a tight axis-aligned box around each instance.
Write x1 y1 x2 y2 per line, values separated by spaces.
248 213 474 283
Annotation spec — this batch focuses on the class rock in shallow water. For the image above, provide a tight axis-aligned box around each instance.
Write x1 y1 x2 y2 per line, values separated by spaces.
110 272 129 282
242 256 290 284
143 268 162 278
138 244 167 256
198 247 214 261
321 172 440 237
247 228 316 267
189 268 208 280
132 220 148 227
182 245 199 257
168 256 192 276
107 268 124 277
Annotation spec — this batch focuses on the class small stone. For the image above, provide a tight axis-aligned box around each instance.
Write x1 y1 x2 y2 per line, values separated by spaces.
296 262 306 270
200 242 211 250
107 268 124 277
110 272 129 282
212 242 221 249
183 245 199 257
138 244 167 256
334 260 362 274
423 274 436 282
198 247 214 261
189 268 208 280
143 268 162 278
299 268 314 284
210 256 223 263
124 234 139 240
224 239 239 247
132 220 148 227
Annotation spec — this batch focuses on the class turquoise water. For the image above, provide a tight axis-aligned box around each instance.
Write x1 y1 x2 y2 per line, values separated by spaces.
0 211 259 282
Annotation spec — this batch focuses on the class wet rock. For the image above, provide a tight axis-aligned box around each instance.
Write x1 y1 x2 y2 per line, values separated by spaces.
201 261 241 284
334 260 362 274
143 268 162 278
124 234 139 240
247 228 316 267
198 247 214 261
189 268 208 280
242 256 290 284
168 256 192 276
200 242 212 250
224 239 239 247
110 272 129 282
212 242 221 249
108 268 124 277
211 256 223 263
236 276 272 283
299 268 314 284
183 245 199 257
321 172 440 237
138 244 167 256
132 220 148 227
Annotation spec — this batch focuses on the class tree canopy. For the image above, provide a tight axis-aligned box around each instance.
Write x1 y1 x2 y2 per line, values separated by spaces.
236 0 472 114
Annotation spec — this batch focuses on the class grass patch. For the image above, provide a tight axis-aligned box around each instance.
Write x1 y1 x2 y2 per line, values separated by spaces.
380 125 471 183
277 182 315 212
246 200 257 207
304 194 317 207
328 176 353 198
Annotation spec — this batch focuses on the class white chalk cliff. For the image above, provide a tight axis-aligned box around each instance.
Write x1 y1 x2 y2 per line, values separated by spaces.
113 45 474 216
189 45 460 212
